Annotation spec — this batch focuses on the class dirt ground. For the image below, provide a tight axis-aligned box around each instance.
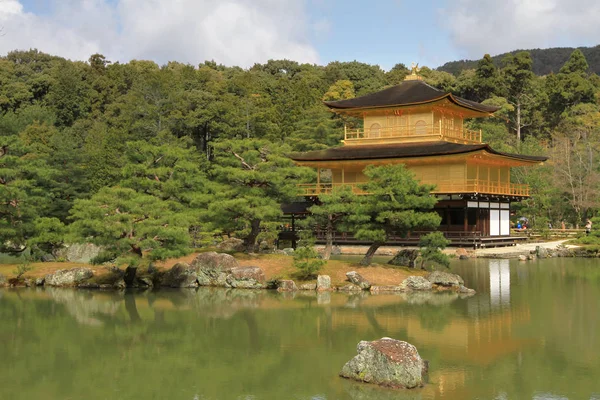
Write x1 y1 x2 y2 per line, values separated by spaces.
2 253 421 287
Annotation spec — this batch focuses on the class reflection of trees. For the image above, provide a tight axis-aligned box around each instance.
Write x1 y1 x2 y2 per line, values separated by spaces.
0 269 599 400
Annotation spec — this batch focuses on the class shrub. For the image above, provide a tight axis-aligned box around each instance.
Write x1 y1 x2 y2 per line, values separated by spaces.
14 261 33 279
292 246 326 279
418 232 450 270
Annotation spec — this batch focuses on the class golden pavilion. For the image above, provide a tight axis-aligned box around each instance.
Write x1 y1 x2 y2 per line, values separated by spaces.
287 69 547 247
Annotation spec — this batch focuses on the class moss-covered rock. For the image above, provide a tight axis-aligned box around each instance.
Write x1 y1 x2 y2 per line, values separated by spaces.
340 338 427 389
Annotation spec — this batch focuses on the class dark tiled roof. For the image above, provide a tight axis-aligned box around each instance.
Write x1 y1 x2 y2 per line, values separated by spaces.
324 80 499 113
289 141 548 163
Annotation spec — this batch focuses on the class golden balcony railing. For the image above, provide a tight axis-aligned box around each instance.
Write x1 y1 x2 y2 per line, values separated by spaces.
344 123 482 144
298 180 530 197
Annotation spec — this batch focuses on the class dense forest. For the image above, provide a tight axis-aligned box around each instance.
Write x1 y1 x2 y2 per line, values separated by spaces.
1 48 600 262
438 45 600 76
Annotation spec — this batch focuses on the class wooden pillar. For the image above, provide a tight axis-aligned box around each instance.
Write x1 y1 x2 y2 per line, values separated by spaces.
342 168 345 185
464 206 468 232
498 168 501 193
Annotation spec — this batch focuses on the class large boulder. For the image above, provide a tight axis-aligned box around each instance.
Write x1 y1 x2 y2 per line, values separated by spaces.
316 275 332 291
340 337 427 389
191 252 239 287
227 266 265 289
216 238 245 253
161 262 199 288
346 271 371 290
55 244 102 263
0 273 7 287
45 268 94 287
388 250 419 268
426 271 464 287
399 276 433 291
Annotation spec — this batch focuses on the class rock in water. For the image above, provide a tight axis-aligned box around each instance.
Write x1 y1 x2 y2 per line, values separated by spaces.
426 271 464 287
45 268 94 286
399 276 433 291
340 337 427 389
346 271 371 290
316 275 331 291
0 274 6 287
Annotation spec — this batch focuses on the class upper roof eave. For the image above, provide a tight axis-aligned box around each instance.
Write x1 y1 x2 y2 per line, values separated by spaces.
323 80 500 114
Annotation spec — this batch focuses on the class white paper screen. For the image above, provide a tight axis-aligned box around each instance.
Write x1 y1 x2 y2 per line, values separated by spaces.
500 210 510 235
490 209 500 236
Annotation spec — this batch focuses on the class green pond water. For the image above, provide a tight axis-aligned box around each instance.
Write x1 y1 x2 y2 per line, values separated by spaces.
1 258 599 400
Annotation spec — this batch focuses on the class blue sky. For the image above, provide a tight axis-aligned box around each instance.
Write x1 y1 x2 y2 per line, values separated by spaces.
2 0 600 69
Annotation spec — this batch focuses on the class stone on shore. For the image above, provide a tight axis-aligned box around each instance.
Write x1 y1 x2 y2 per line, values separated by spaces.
536 246 550 259
299 283 317 290
282 248 295 256
0 274 7 287
45 268 94 287
455 248 469 258
191 252 239 287
346 271 371 290
458 285 476 295
399 276 433 291
518 255 528 261
277 279 298 292
338 283 363 292
227 266 266 289
340 337 427 389
388 249 419 268
426 271 464 287
317 275 332 291
370 285 403 293
161 262 199 288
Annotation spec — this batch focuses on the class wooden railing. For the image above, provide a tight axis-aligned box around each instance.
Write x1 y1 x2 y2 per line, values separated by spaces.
298 180 530 197
344 122 482 143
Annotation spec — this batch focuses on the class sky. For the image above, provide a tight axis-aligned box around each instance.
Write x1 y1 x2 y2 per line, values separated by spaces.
0 0 599 70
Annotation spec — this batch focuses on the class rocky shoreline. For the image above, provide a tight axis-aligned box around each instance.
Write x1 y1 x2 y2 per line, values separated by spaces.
0 251 476 295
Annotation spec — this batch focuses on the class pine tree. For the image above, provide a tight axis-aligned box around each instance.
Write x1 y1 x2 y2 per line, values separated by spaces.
208 139 313 252
347 164 441 266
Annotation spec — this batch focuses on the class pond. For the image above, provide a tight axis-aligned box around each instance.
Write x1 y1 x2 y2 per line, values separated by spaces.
0 258 599 399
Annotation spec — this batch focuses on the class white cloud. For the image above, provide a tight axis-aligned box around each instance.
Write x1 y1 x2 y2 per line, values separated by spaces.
441 0 600 58
0 0 320 67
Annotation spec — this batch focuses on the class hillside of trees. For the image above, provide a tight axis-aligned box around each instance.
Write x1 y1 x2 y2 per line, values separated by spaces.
438 45 600 76
1 48 600 262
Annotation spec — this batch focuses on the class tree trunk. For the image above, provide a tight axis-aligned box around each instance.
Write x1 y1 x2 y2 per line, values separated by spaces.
323 216 333 260
244 219 261 253
360 241 383 266
124 266 137 287
516 98 521 143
